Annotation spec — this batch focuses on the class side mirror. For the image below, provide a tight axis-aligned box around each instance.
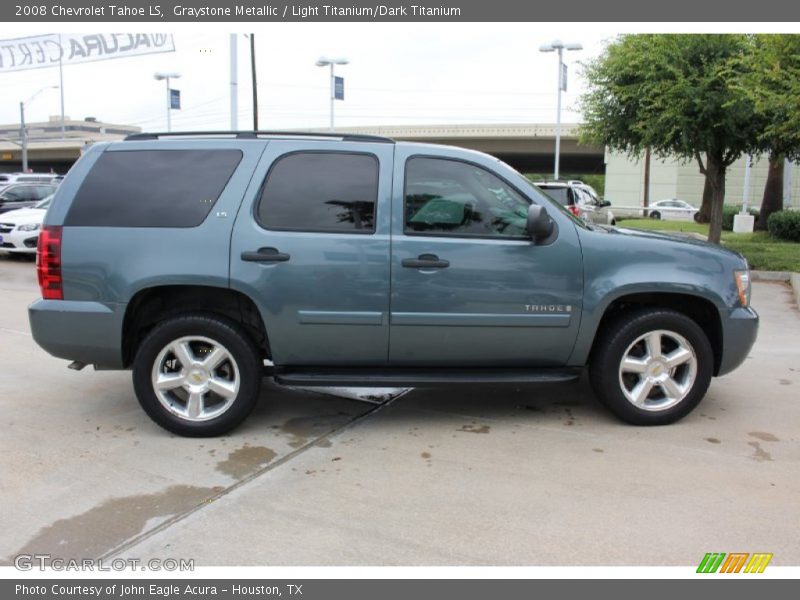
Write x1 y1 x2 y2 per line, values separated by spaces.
527 204 554 243
601 200 612 208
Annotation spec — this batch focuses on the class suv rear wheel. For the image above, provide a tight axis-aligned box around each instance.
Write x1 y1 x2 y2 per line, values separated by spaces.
589 308 713 425
132 314 262 436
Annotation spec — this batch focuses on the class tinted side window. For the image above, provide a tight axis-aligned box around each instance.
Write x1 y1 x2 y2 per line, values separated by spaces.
66 149 242 227
257 152 378 233
405 157 530 238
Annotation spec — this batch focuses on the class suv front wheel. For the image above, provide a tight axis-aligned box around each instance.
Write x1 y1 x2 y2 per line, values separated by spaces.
589 309 713 425
132 314 262 436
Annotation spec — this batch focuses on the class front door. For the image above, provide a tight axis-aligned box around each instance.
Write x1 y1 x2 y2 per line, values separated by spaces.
389 148 584 366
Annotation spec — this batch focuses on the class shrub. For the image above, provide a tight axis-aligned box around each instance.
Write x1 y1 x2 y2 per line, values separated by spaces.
722 205 760 231
767 210 800 242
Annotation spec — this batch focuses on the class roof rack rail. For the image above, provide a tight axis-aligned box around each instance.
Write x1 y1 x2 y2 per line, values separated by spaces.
124 130 395 143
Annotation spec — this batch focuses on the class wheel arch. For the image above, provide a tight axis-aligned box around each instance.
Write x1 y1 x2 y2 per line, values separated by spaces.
122 284 270 368
583 292 723 376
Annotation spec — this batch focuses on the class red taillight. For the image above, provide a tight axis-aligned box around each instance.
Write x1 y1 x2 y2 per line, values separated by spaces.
37 225 63 300
569 205 581 217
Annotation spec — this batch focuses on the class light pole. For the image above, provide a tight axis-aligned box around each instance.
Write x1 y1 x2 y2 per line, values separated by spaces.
20 85 59 173
229 34 238 131
315 57 348 132
154 72 181 132
539 39 582 181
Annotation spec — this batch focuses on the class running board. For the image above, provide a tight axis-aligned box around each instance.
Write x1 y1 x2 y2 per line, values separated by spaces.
272 367 582 387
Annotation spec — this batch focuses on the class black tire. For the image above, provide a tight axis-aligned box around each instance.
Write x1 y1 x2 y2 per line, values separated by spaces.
132 314 262 437
693 212 701 223
649 211 661 220
589 308 713 425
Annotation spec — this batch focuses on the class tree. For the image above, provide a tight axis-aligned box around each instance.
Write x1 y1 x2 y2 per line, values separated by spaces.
735 34 800 229
580 34 761 243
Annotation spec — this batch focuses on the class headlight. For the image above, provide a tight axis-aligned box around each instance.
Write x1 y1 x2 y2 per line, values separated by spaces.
734 269 751 307
17 223 40 232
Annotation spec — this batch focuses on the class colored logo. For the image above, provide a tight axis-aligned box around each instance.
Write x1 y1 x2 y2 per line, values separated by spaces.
697 552 773 573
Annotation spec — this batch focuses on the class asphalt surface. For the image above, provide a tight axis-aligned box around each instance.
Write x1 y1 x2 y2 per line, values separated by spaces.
0 253 798 566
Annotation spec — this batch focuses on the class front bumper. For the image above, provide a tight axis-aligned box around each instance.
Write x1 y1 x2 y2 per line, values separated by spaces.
717 306 759 376
28 299 126 369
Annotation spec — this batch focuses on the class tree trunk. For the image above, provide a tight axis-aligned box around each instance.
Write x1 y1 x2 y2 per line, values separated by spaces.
697 170 714 224
756 152 784 231
706 154 727 245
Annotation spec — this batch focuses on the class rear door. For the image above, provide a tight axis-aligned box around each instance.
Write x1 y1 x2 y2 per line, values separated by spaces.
230 140 395 366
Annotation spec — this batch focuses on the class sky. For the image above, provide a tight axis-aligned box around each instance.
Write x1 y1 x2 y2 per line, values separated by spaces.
0 24 621 132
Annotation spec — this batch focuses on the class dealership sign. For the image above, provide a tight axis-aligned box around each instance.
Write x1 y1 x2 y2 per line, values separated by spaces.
0 33 175 72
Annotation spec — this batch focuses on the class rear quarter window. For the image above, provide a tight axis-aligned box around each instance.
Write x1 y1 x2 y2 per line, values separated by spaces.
65 149 242 227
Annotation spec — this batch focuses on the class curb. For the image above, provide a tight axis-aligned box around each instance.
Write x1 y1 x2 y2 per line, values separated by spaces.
750 270 800 307
750 270 793 282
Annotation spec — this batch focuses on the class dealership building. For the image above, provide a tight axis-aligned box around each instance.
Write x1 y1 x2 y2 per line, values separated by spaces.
0 116 140 174
603 151 798 210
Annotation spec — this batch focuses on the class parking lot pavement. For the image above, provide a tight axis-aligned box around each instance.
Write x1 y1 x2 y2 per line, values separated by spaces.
1 253 798 566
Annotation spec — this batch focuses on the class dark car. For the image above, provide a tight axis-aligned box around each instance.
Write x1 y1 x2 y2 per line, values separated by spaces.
0 183 58 214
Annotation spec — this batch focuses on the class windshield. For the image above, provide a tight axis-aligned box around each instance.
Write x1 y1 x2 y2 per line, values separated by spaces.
35 195 53 209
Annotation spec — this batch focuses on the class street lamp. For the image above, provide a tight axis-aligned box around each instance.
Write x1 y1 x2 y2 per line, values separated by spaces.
154 72 181 132
20 85 59 173
315 57 349 132
539 39 582 181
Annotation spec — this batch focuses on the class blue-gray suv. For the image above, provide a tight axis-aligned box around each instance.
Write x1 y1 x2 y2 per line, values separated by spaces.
29 132 758 436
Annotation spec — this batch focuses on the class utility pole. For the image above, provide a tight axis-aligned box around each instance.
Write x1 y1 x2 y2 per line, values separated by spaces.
250 34 258 130
229 34 238 131
315 57 348 132
20 102 27 172
539 40 582 181
58 34 66 136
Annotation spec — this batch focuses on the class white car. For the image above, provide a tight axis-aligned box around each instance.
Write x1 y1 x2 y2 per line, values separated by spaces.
647 199 699 221
0 195 52 254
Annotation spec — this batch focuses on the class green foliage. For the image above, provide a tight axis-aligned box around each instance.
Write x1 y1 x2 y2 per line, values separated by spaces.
722 206 760 231
767 210 800 242
579 34 766 244
580 34 760 164
617 219 800 271
616 218 708 235
735 35 800 161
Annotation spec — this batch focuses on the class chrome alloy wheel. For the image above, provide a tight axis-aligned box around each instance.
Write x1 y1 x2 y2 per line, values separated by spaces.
151 335 240 422
617 329 698 412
